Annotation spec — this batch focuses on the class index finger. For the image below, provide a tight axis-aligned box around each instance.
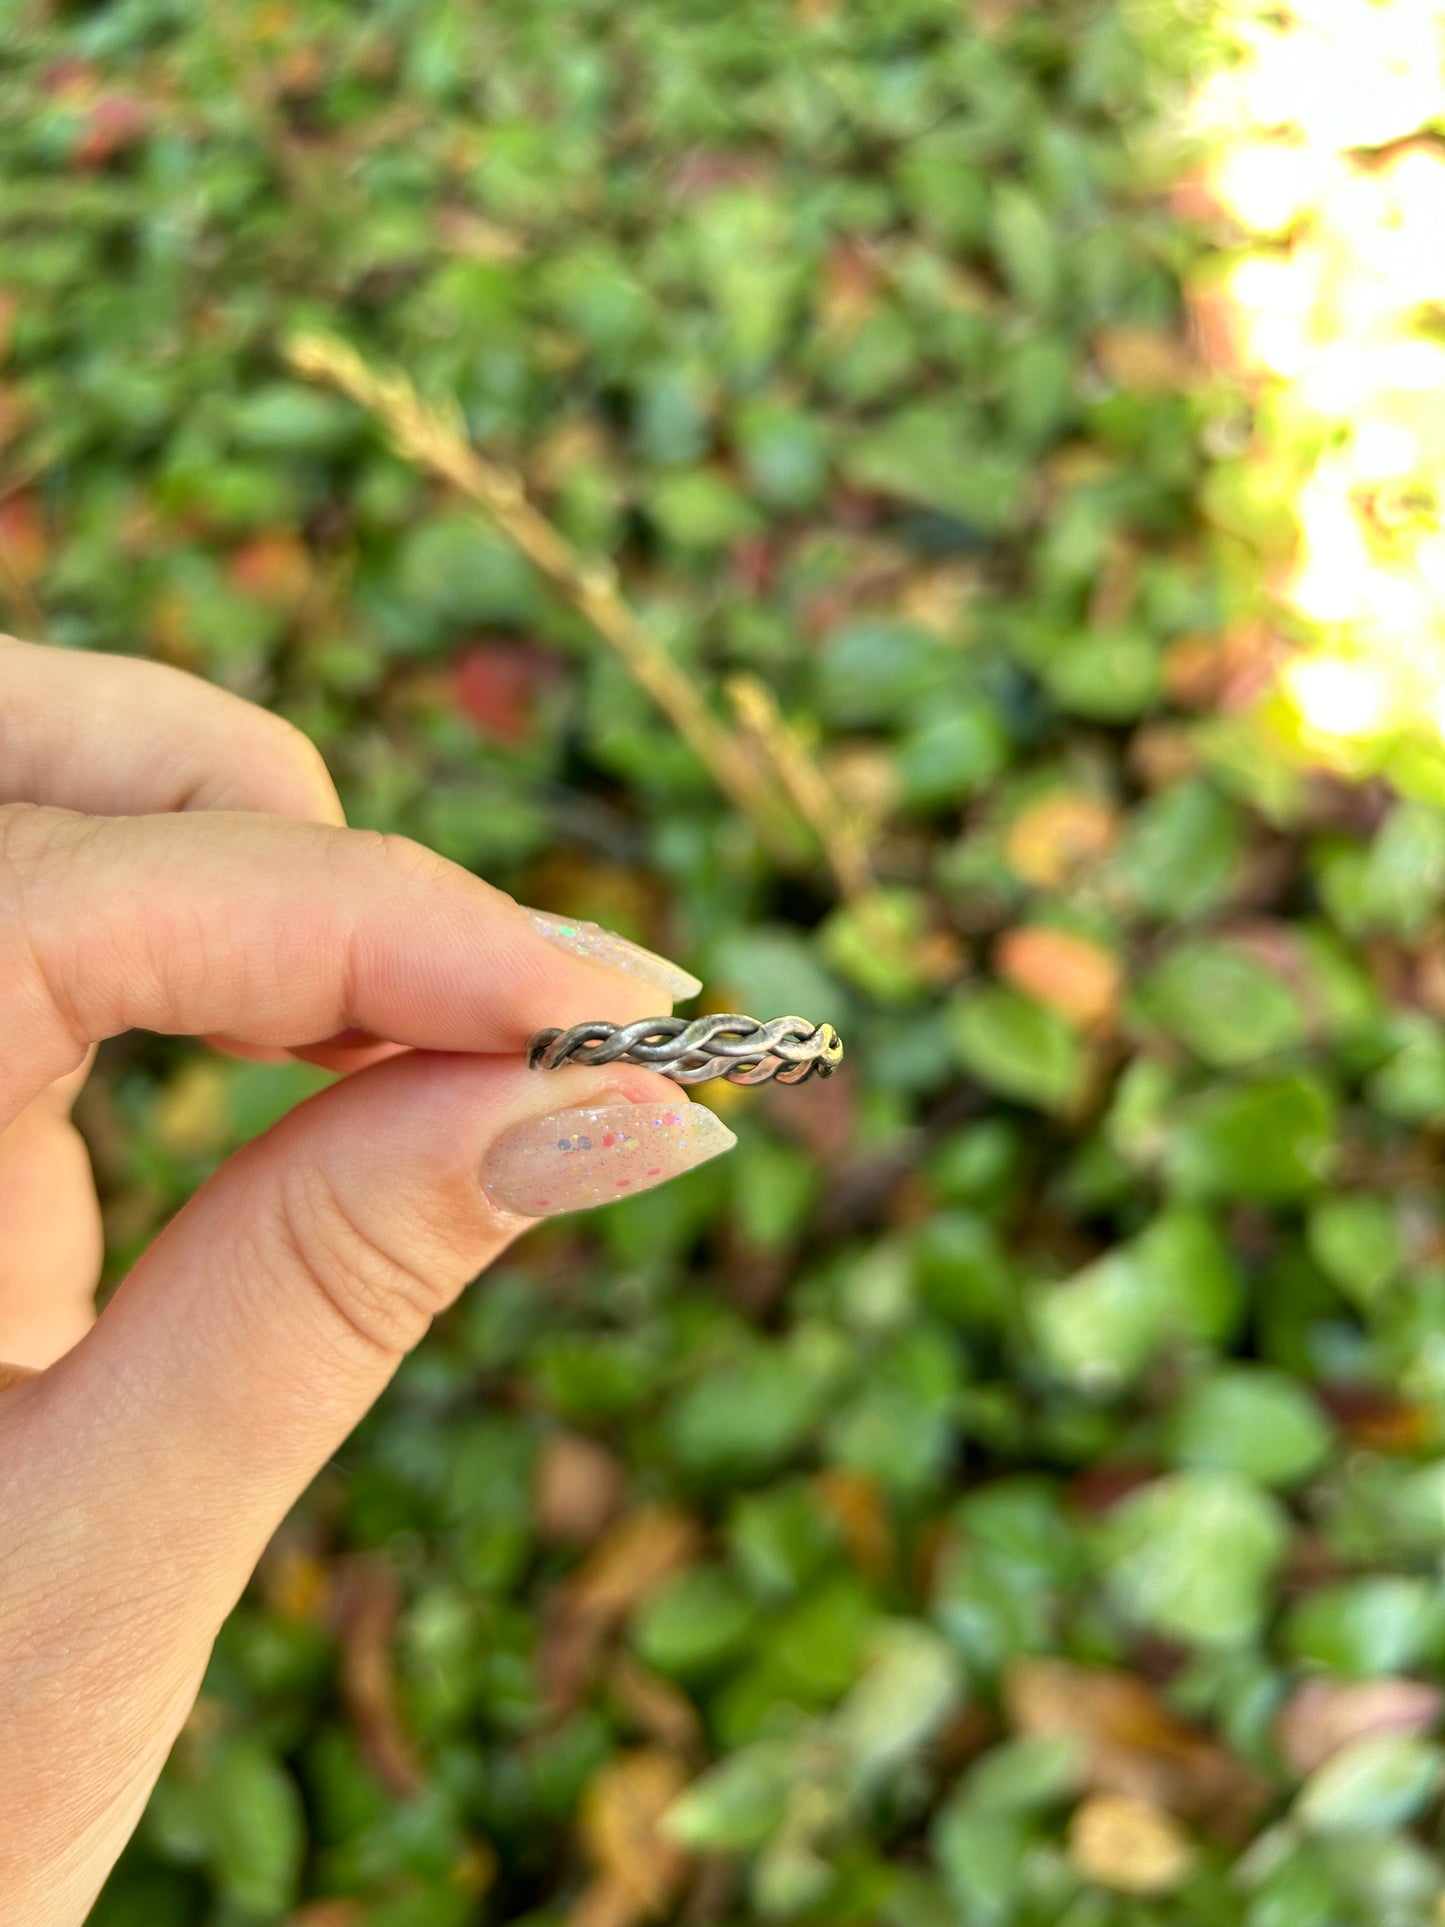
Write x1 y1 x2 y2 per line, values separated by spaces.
0 634 345 823
0 805 698 1127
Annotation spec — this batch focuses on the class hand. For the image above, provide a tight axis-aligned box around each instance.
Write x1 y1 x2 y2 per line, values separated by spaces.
0 636 734 1925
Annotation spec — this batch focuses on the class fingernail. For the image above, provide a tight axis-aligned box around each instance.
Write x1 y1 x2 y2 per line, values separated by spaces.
483 1095 736 1218
526 909 702 1001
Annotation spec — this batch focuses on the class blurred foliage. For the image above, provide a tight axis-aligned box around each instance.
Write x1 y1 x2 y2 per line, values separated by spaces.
7 0 1445 1922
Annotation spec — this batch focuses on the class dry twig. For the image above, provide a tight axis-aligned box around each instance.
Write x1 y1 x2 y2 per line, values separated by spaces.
288 333 802 860
726 672 878 905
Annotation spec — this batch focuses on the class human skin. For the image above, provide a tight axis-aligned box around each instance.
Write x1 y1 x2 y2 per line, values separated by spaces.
0 635 734 1923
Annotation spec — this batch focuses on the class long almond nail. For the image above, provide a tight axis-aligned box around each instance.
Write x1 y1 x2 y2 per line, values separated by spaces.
526 909 702 1001
483 1096 735 1218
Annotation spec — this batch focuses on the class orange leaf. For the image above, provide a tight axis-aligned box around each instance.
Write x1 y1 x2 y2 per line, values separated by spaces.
820 238 883 337
1004 793 1118 889
286 1905 363 1927
535 1432 628 1546
570 1750 691 1927
607 1652 705 1755
0 495 48 584
1095 327 1196 396
541 1505 702 1715
995 926 1121 1030
334 1558 426 1799
569 1506 702 1625
813 1467 895 1582
1006 1660 1267 1829
227 531 314 607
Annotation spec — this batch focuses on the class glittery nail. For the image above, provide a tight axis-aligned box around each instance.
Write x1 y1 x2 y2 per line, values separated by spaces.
526 909 702 1001
482 1098 735 1218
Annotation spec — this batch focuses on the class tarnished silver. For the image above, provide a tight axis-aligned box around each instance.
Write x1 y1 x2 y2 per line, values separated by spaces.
527 1013 844 1086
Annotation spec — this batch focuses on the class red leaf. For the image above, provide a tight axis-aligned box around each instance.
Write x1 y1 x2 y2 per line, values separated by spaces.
451 642 554 744
1276 1677 1443 1777
0 495 48 584
75 94 149 168
227 531 313 607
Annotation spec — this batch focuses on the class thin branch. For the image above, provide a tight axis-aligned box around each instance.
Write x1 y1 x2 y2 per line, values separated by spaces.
288 333 802 861
725 672 879 905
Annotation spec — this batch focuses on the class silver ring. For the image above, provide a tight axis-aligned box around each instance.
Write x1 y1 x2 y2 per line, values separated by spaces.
526 1013 844 1086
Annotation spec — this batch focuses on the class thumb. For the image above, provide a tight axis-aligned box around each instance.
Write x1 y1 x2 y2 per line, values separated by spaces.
0 1051 733 1920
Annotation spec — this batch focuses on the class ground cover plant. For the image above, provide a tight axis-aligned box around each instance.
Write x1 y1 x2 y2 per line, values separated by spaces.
8 0 1445 1922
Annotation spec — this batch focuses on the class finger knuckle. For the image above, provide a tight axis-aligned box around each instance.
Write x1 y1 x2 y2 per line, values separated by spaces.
338 828 460 901
0 805 98 1057
0 800 74 893
373 829 456 888
274 1160 459 1357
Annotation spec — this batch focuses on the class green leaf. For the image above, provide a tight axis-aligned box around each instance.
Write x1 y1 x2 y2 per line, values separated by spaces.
208 1741 304 1915
771 1576 878 1700
1359 802 1445 938
1103 1471 1289 1646
1367 1016 1445 1123
1132 1208 1244 1346
991 183 1060 310
227 383 357 453
824 1326 961 1495
87 1872 198 1927
1166 1367 1332 1487
1139 941 1306 1067
1297 1734 1444 1833
1163 1075 1337 1202
932 1799 1030 1923
841 408 1028 531
395 512 541 625
831 1623 963 1782
666 1740 803 1852
226 1059 333 1139
647 468 760 547
917 1210 1014 1327
897 701 1011 807
959 1734 1083 1813
1040 630 1160 722
1116 779 1243 919
727 1483 836 1601
1307 1194 1401 1309
1033 1249 1163 1394
633 1565 756 1677
729 1135 821 1250
815 621 956 724
1034 1208 1243 1394
1283 1578 1441 1678
737 399 830 509
948 986 1085 1112
707 926 845 1023
820 888 935 1002
666 1346 826 1481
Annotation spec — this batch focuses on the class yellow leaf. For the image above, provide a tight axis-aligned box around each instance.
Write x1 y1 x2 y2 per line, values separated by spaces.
1004 794 1118 889
154 1059 231 1154
577 1750 690 1922
1069 1793 1195 1895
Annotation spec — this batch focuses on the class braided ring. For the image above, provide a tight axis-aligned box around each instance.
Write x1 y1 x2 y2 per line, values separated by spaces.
526 1013 844 1086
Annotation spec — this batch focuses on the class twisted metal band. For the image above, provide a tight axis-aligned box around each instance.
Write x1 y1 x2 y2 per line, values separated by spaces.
527 1013 844 1086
